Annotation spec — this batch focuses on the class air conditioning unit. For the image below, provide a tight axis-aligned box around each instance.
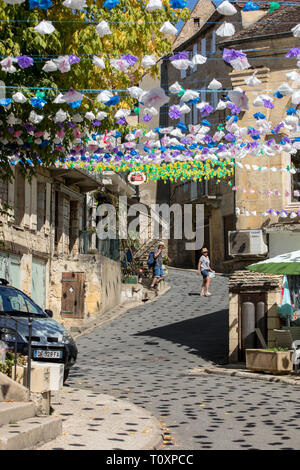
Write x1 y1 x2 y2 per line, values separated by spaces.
228 230 268 256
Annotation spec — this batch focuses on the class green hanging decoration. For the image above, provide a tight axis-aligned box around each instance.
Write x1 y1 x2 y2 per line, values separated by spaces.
269 2 280 13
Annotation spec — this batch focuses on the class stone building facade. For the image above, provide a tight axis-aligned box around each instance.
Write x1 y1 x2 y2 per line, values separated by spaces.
0 167 128 328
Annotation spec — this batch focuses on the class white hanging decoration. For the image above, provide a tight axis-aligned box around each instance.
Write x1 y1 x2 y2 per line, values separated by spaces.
61 88 84 103
141 55 156 68
290 212 297 219
216 100 227 110
12 92 27 104
85 112 96 121
291 24 300 37
140 88 169 108
191 54 207 66
181 89 199 102
208 78 222 90
34 20 55 35
72 113 84 122
146 0 162 12
96 111 108 120
292 90 300 105
179 104 191 114
244 72 261 86
53 93 65 104
169 81 182 94
228 88 249 110
253 96 264 107
160 21 177 36
276 82 293 95
96 90 113 103
128 86 144 99
2 0 25 4
92 56 106 69
63 0 87 9
217 0 237 16
171 59 192 70
110 59 130 71
286 70 300 81
42 60 58 72
216 22 235 38
96 21 112 38
29 111 44 124
1 57 17 73
114 109 131 119
54 56 71 73
7 113 21 125
143 107 158 116
230 57 250 71
54 109 68 122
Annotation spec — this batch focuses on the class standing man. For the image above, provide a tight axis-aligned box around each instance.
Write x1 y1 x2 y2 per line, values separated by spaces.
150 241 166 290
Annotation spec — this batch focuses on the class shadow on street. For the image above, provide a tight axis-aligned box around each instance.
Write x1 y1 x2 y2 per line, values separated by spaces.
134 308 229 365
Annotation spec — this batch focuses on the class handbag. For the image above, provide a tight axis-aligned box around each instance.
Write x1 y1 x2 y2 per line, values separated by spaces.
208 271 215 279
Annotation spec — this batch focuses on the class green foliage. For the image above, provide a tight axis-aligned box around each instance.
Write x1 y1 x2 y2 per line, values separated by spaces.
0 1 190 179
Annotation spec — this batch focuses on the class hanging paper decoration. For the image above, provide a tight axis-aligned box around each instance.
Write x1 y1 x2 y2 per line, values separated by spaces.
34 20 55 34
103 0 120 9
243 1 260 11
62 88 84 103
140 88 169 108
217 1 237 16
110 58 130 72
141 55 157 68
169 0 187 8
17 56 34 69
216 22 235 38
160 21 178 36
63 0 87 8
244 72 261 86
42 60 58 72
92 56 106 70
208 79 222 90
96 21 112 38
12 92 27 103
2 0 25 4
228 88 249 110
1 57 17 73
269 2 280 13
29 0 52 9
146 0 163 12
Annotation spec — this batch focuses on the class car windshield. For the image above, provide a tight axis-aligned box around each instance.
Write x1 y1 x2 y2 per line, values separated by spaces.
0 288 47 317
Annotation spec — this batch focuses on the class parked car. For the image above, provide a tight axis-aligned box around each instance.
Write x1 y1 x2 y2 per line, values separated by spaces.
0 279 77 382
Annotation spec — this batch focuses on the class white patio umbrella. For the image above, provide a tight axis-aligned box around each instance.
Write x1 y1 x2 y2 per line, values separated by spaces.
247 250 300 275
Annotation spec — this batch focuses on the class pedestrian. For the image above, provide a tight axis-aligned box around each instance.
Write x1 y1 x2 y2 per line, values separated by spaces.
150 241 166 290
197 247 214 296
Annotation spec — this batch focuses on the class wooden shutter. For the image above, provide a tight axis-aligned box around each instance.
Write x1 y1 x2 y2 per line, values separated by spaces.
24 180 31 228
7 167 15 218
61 272 85 318
44 182 51 235
30 177 37 231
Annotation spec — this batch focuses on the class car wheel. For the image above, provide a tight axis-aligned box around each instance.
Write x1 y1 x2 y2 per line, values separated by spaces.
63 368 70 383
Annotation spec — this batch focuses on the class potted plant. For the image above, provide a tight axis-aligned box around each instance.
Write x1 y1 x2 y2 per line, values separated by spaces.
246 347 293 375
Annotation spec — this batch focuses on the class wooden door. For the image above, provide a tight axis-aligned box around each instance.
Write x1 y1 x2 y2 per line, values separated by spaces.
61 272 85 318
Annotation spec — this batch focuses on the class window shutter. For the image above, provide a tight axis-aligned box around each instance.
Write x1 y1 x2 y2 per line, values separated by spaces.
7 167 15 218
192 43 197 73
30 176 37 231
45 182 51 235
201 37 206 57
211 30 216 54
193 104 198 124
24 180 31 228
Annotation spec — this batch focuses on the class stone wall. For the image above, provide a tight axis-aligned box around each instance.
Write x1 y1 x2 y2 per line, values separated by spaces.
49 254 122 328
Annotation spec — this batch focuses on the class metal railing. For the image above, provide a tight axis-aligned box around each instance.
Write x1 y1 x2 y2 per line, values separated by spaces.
0 313 33 391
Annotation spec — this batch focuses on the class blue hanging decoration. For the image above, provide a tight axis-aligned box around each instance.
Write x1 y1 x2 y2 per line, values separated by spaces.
103 0 120 9
69 100 82 109
253 112 266 120
105 95 120 107
29 0 52 9
286 107 297 115
201 119 211 126
243 1 260 11
0 98 12 106
273 91 284 99
169 0 187 8
176 122 187 131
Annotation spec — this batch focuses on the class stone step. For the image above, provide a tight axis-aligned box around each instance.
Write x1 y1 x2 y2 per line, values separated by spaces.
0 402 36 426
0 415 62 450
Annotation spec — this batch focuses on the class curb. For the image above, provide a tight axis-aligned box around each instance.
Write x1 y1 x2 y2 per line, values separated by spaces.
186 366 300 387
73 283 171 340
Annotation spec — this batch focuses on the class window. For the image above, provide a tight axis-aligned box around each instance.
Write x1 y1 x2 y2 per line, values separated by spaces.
211 30 216 55
0 287 45 316
194 18 200 28
201 37 206 57
14 168 25 226
291 153 300 202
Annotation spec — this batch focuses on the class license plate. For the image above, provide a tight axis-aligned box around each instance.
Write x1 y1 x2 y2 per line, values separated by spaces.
33 350 62 359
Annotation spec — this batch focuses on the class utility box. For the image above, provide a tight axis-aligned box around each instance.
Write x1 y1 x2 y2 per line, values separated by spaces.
16 363 51 393
31 362 64 391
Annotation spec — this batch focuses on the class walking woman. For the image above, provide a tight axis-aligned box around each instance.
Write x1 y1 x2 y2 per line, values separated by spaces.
197 248 214 296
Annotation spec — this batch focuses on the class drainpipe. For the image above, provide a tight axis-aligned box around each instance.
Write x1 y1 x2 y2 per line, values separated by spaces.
83 194 87 254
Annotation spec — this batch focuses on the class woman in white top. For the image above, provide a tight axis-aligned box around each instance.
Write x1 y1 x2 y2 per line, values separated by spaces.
197 247 214 296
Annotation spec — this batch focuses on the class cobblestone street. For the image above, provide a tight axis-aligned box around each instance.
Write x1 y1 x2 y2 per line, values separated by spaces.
68 269 300 450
